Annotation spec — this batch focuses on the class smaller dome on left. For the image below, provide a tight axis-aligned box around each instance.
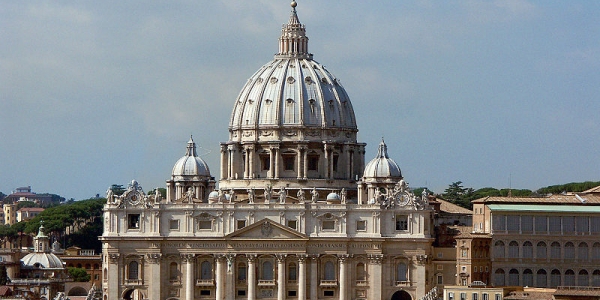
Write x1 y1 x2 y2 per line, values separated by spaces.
172 136 210 177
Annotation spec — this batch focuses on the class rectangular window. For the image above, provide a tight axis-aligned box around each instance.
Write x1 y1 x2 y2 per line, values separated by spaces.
563 216 575 233
460 292 467 300
482 294 489 300
492 214 506 232
169 219 179 230
237 219 247 229
473 293 479 300
395 215 408 231
198 220 212 230
549 216 561 233
287 219 297 230
592 216 600 234
323 290 334 297
535 216 547 233
237 290 246 296
262 156 270 170
437 265 443 270
356 220 367 231
322 220 335 230
332 154 339 172
507 215 519 232
308 155 319 171
200 290 211 296
495 294 502 300
288 290 297 297
437 274 443 284
128 214 140 229
577 216 589 234
283 156 295 171
448 292 454 300
521 215 533 232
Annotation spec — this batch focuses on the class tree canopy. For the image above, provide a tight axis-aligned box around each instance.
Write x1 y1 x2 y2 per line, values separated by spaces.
536 181 600 195
67 267 90 282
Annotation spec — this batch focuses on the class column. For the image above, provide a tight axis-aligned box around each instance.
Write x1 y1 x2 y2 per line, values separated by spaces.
244 147 249 179
220 145 227 180
310 255 318 300
298 255 307 300
147 254 162 299
248 145 255 178
274 147 280 179
226 255 236 300
216 255 226 300
107 254 120 300
248 255 257 300
277 254 287 300
339 254 349 300
269 148 275 178
182 254 195 300
303 148 308 179
323 144 330 179
297 148 303 179
368 254 383 300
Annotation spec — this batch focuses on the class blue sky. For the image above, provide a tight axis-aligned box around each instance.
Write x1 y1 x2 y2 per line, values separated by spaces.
1 1 599 200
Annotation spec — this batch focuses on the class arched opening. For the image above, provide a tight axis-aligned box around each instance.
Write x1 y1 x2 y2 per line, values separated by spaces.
391 290 412 300
68 286 88 296
123 288 145 300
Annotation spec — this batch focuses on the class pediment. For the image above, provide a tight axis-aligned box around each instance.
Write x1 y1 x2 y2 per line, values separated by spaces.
226 219 308 240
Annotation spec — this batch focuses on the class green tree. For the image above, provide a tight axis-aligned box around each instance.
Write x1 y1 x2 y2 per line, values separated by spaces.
442 181 475 209
16 201 37 209
67 267 91 282
110 184 126 196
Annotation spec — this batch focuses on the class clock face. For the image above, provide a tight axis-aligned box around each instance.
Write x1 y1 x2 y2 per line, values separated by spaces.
396 192 410 206
128 192 141 205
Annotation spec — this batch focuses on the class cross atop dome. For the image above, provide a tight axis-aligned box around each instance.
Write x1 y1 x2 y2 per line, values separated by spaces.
276 1 313 59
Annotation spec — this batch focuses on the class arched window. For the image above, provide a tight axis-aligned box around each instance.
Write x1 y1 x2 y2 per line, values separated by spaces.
523 241 533 259
550 242 561 259
565 269 575 286
593 270 600 287
494 241 505 258
536 242 547 259
356 263 366 281
169 262 178 280
508 241 519 258
536 269 547 288
396 263 408 282
128 261 139 280
201 261 212 280
262 261 274 280
592 243 600 260
288 263 297 281
324 261 336 281
550 269 561 288
508 269 519 286
494 269 505 286
565 242 575 259
579 242 589 261
103 268 107 281
578 269 589 286
523 269 533 287
237 263 247 281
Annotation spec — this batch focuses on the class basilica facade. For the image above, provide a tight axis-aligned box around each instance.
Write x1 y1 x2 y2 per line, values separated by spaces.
101 2 435 300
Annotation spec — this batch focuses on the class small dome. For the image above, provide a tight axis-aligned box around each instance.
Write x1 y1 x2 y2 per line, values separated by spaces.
327 192 340 200
208 190 219 200
21 252 64 269
363 139 402 179
172 137 210 177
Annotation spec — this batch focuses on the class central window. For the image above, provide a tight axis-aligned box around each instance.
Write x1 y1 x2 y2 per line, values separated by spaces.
308 155 319 171
283 156 295 171
395 215 408 231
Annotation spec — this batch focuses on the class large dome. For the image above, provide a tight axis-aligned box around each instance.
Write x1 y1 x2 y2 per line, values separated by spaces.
21 253 64 269
172 136 210 177
228 3 357 143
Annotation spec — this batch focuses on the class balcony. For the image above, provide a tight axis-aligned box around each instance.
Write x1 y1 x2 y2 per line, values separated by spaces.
169 279 181 285
355 280 368 286
258 280 276 286
125 279 143 285
320 280 338 287
395 280 412 287
196 279 215 286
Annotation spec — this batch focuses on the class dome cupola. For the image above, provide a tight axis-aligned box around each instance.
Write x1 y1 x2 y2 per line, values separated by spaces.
172 136 210 177
363 139 402 179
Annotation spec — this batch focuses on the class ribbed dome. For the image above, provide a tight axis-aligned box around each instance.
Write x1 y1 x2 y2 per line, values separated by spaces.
363 139 402 179
172 137 210 177
228 2 357 142
21 253 64 269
